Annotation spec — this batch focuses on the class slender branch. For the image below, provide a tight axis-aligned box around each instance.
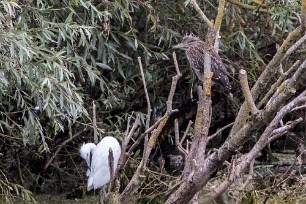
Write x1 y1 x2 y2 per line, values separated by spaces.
138 56 152 155
174 119 188 157
126 111 178 159
118 114 140 170
43 130 84 170
121 54 182 201
180 120 193 145
281 33 306 63
190 0 214 29
93 101 98 144
239 69 260 115
268 117 303 143
208 122 234 141
251 0 266 7
173 52 182 77
291 103 306 112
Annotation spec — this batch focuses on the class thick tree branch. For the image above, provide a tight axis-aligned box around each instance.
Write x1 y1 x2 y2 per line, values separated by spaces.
230 26 303 137
207 93 306 200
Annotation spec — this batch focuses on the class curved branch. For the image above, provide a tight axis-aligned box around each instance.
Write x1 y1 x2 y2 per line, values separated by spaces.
190 0 214 29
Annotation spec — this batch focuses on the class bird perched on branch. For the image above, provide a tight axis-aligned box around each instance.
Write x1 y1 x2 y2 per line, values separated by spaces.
174 35 231 91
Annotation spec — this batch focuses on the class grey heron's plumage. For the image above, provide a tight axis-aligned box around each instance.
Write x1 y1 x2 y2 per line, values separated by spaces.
174 35 231 91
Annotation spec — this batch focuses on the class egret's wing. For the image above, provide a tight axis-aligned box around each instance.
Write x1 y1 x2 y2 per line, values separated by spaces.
87 137 122 191
90 143 110 190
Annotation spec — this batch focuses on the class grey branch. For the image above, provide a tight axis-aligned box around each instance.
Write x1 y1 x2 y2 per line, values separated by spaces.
93 101 98 144
174 119 188 157
239 69 260 115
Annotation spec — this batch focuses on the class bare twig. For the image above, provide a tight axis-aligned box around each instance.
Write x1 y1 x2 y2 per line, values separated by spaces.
126 112 178 159
174 119 188 157
239 69 260 115
291 103 306 112
138 57 152 154
180 120 193 145
93 101 98 144
268 117 303 143
281 33 306 63
120 53 182 201
118 115 140 170
44 130 84 170
172 52 182 77
208 122 234 141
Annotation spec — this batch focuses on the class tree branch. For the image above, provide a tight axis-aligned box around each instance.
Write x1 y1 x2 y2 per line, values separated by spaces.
239 69 260 115
174 119 188 157
226 0 269 13
189 0 214 29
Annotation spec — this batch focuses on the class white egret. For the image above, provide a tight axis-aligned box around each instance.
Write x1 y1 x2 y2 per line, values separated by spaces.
80 136 121 190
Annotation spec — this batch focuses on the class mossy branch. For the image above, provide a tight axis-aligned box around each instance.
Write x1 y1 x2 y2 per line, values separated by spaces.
226 0 269 13
190 0 214 29
239 69 260 115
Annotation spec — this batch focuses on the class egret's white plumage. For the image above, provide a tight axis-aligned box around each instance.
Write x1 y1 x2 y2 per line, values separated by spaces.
80 136 121 191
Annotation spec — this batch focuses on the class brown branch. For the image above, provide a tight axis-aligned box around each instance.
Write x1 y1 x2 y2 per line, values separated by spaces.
108 147 114 192
239 69 260 115
230 26 303 138
208 122 234 141
118 114 140 170
226 0 269 13
44 130 84 170
93 101 98 144
180 120 193 145
174 119 188 157
138 56 152 156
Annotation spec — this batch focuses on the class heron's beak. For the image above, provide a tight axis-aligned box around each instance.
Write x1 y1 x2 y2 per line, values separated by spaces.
173 43 188 50
173 43 183 49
